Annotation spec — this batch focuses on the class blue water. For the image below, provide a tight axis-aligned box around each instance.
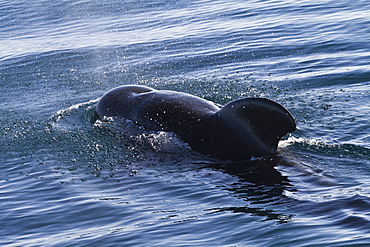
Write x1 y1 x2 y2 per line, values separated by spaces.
1 0 370 246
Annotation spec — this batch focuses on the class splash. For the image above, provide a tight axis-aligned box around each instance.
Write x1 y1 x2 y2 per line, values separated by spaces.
50 98 99 124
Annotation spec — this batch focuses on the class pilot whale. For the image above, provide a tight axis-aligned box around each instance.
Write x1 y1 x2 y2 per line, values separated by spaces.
95 85 296 161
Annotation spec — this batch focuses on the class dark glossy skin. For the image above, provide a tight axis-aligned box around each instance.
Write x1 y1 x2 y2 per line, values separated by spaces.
95 85 296 161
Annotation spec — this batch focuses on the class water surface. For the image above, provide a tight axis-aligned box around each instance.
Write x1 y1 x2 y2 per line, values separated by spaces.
1 0 370 246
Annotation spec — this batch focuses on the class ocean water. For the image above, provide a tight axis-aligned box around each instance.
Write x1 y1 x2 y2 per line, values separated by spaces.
1 0 370 246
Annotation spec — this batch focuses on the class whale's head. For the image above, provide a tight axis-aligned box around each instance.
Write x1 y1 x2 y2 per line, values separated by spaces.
95 85 154 119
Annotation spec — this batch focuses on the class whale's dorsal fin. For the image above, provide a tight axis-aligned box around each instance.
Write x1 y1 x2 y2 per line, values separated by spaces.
212 98 296 160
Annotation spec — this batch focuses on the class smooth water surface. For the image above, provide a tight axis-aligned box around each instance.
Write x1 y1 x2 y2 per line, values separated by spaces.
1 0 370 246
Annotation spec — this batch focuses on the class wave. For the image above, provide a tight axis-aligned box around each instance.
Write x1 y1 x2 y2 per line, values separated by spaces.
280 136 370 160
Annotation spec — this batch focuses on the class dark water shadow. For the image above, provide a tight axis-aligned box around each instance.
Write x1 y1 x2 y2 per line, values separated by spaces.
202 155 296 223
